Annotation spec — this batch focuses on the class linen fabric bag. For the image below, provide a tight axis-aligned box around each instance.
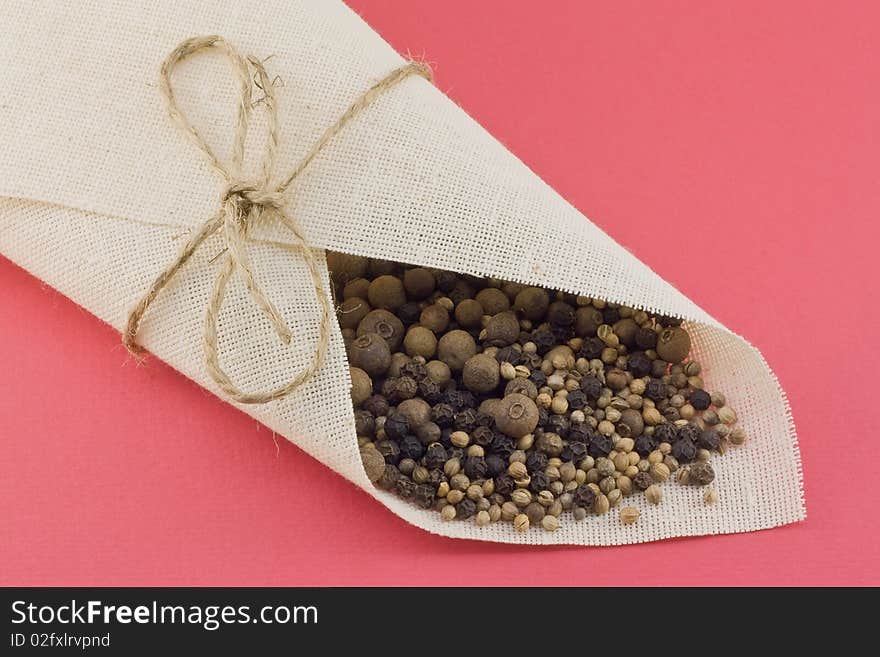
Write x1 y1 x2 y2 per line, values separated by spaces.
0 0 804 544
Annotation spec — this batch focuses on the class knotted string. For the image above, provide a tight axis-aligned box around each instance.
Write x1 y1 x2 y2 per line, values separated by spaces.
122 35 432 404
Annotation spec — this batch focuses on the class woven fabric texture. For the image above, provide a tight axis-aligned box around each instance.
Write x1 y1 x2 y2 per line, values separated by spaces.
0 0 804 544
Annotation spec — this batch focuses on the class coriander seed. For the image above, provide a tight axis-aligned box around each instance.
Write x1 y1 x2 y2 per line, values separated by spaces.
513 514 530 532
620 506 640 525
645 484 662 504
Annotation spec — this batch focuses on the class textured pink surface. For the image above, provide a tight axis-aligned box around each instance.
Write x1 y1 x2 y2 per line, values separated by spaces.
1 0 878 586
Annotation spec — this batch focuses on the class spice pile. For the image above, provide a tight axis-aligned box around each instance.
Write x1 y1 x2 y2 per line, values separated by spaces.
329 253 746 532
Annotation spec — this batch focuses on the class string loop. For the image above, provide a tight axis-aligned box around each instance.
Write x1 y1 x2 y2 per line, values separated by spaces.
122 35 432 404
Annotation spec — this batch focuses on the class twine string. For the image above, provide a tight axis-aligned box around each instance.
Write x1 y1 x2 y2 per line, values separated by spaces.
122 35 432 404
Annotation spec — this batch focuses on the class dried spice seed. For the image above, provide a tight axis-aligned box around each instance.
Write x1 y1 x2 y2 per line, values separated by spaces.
620 507 640 525
333 257 747 531
689 461 716 486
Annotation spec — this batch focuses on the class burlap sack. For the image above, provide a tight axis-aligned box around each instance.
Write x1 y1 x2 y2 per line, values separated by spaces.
0 0 804 544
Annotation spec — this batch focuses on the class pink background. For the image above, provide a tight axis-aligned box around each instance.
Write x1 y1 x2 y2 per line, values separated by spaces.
2 0 878 586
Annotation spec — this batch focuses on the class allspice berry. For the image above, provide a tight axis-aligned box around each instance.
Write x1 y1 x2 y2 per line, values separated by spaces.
337 297 371 330
367 275 406 311
574 306 603 337
349 366 373 406
403 267 436 299
454 299 484 329
357 309 405 351
342 277 370 300
397 398 432 429
462 353 500 394
513 287 550 320
420 304 450 334
656 326 691 364
618 408 644 438
425 360 452 386
483 311 520 347
348 332 391 376
494 393 540 438
437 330 477 371
613 318 639 347
326 251 367 283
403 325 437 359
360 447 387 483
475 287 510 315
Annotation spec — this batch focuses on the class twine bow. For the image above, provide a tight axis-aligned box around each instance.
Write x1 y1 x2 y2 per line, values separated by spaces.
123 35 432 404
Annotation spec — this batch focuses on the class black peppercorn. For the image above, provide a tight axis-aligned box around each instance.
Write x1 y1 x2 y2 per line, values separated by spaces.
528 471 549 493
375 439 401 464
447 447 465 462
362 394 389 417
449 280 475 305
431 403 455 428
627 352 653 378
573 485 597 509
399 435 425 460
634 326 658 350
384 413 410 441
418 378 444 404
698 429 721 451
414 484 435 509
456 498 477 520
494 474 516 496
589 434 614 457
567 424 593 444
645 379 667 402
494 345 522 366
545 414 569 438
580 376 603 400
376 464 401 490
475 411 494 428
354 410 375 436
471 425 495 447
424 442 448 469
561 440 588 463
464 455 488 479
651 359 669 378
672 438 697 463
387 376 418 403
490 434 516 459
529 370 548 388
395 477 416 499
445 389 476 412
579 336 605 360
633 471 653 491
653 423 678 444
547 301 575 326
396 301 422 326
566 389 587 410
551 324 573 343
434 269 457 292
601 306 620 325
531 328 556 354
486 454 507 477
689 389 712 411
677 423 702 445
526 450 548 473
400 361 427 381
453 408 478 432
656 314 683 327
689 462 716 485
634 434 660 457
